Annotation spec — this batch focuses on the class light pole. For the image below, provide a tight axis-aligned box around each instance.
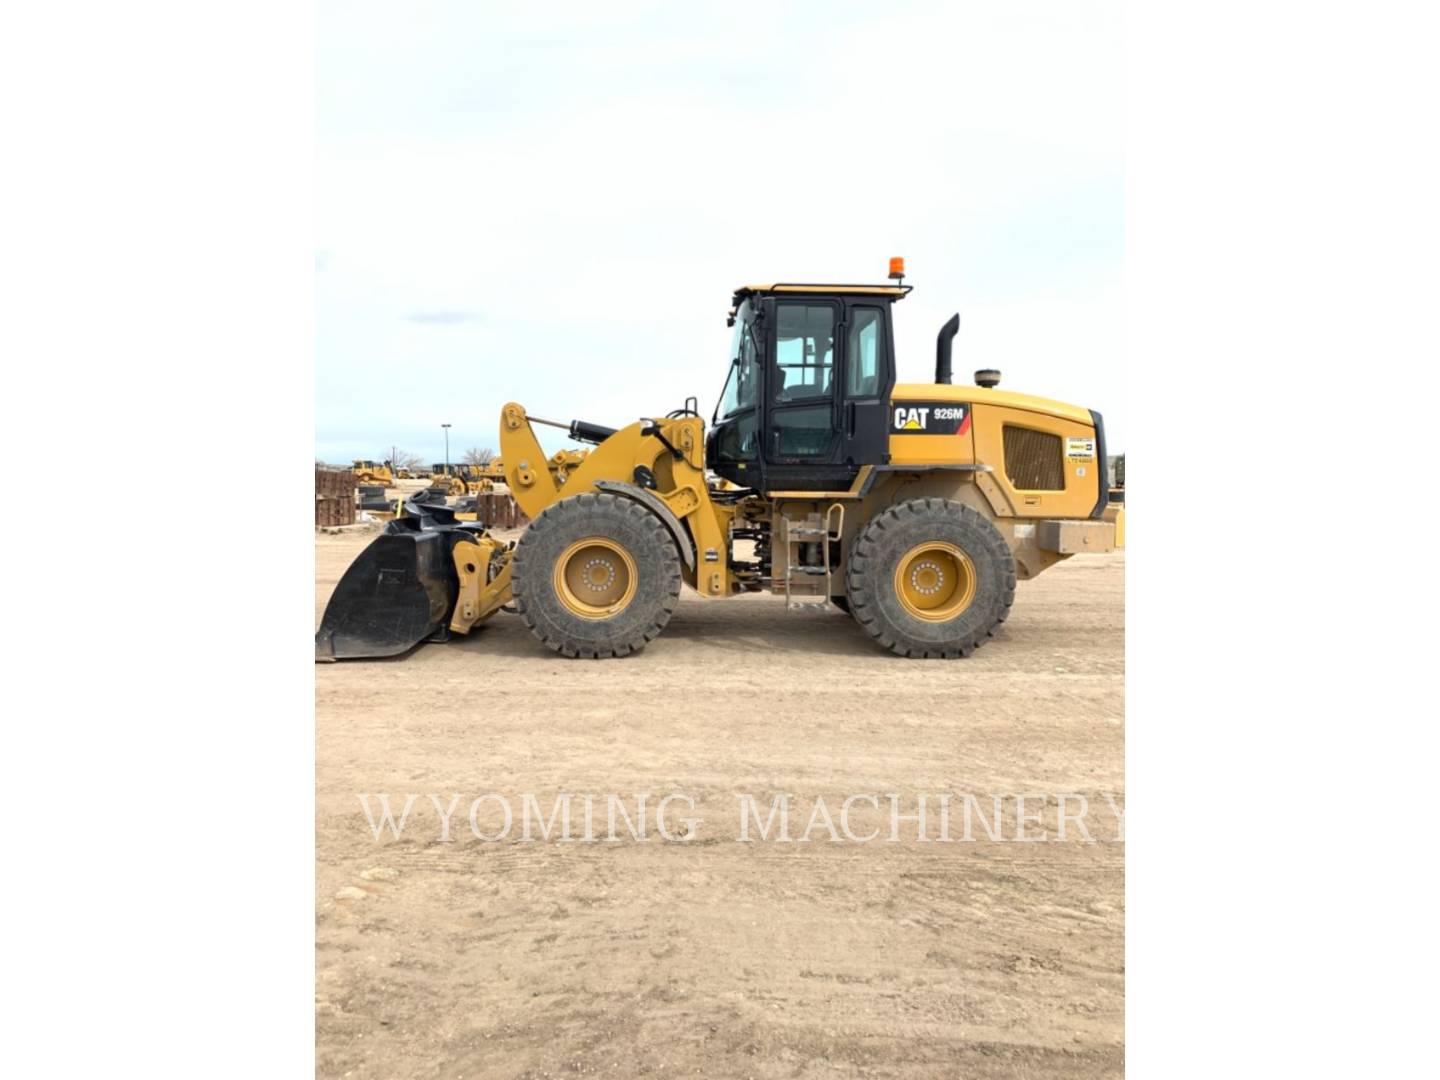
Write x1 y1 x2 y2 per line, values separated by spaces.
441 423 452 476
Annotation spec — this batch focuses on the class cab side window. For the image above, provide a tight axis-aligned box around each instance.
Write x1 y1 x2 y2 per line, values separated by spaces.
846 307 884 397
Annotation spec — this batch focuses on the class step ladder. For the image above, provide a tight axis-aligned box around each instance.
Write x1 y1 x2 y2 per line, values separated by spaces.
779 503 844 611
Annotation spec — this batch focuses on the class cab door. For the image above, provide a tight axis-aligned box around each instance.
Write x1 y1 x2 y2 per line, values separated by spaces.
759 296 896 490
761 298 852 490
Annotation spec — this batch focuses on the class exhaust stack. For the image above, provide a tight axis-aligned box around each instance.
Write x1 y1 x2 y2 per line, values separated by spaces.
935 313 960 385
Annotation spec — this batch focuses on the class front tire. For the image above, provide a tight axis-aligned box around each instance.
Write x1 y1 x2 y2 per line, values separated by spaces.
511 492 682 658
845 498 1015 658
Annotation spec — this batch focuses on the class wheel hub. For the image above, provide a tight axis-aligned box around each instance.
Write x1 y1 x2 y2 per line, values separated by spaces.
554 538 637 619
894 542 976 622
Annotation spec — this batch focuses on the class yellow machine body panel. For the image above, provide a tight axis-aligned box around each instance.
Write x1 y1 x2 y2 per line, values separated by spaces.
887 383 1102 520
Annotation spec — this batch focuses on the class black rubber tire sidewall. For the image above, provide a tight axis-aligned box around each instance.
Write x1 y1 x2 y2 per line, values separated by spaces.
845 498 1016 658
512 492 682 658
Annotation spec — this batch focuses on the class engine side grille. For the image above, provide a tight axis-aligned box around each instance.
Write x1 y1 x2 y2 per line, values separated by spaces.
1003 426 1065 491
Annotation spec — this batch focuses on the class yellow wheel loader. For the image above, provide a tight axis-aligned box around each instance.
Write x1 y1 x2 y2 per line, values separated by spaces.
316 268 1122 661
474 452 586 489
433 454 587 497
426 464 469 497
546 448 590 485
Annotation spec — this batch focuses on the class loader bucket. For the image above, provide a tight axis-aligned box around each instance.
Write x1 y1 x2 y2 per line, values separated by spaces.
315 524 458 660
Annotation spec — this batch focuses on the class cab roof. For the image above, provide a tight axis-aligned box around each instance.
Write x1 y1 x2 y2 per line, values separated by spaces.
733 283 912 302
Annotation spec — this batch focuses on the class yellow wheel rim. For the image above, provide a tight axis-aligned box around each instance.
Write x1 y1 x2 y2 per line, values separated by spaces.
894 541 976 622
554 537 638 620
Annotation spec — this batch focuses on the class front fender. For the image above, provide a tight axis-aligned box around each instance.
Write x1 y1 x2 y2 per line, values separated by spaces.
592 479 697 573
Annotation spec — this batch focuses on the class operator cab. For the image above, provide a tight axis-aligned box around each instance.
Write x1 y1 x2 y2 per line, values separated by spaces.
707 283 906 491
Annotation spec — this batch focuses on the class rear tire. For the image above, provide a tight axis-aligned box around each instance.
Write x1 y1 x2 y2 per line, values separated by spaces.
845 498 1015 658
511 492 682 658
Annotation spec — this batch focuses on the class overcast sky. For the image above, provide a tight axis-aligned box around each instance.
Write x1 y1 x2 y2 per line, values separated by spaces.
317 0 1124 465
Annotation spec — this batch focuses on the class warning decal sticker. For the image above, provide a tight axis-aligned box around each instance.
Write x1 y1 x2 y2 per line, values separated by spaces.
890 402 971 436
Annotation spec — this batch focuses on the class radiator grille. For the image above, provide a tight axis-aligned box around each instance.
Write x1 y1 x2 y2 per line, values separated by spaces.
1003 426 1065 491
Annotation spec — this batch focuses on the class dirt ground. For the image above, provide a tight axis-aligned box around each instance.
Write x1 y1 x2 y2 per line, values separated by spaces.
316 528 1124 1079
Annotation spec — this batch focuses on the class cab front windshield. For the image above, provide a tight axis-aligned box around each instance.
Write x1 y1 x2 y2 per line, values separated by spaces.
716 300 758 418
